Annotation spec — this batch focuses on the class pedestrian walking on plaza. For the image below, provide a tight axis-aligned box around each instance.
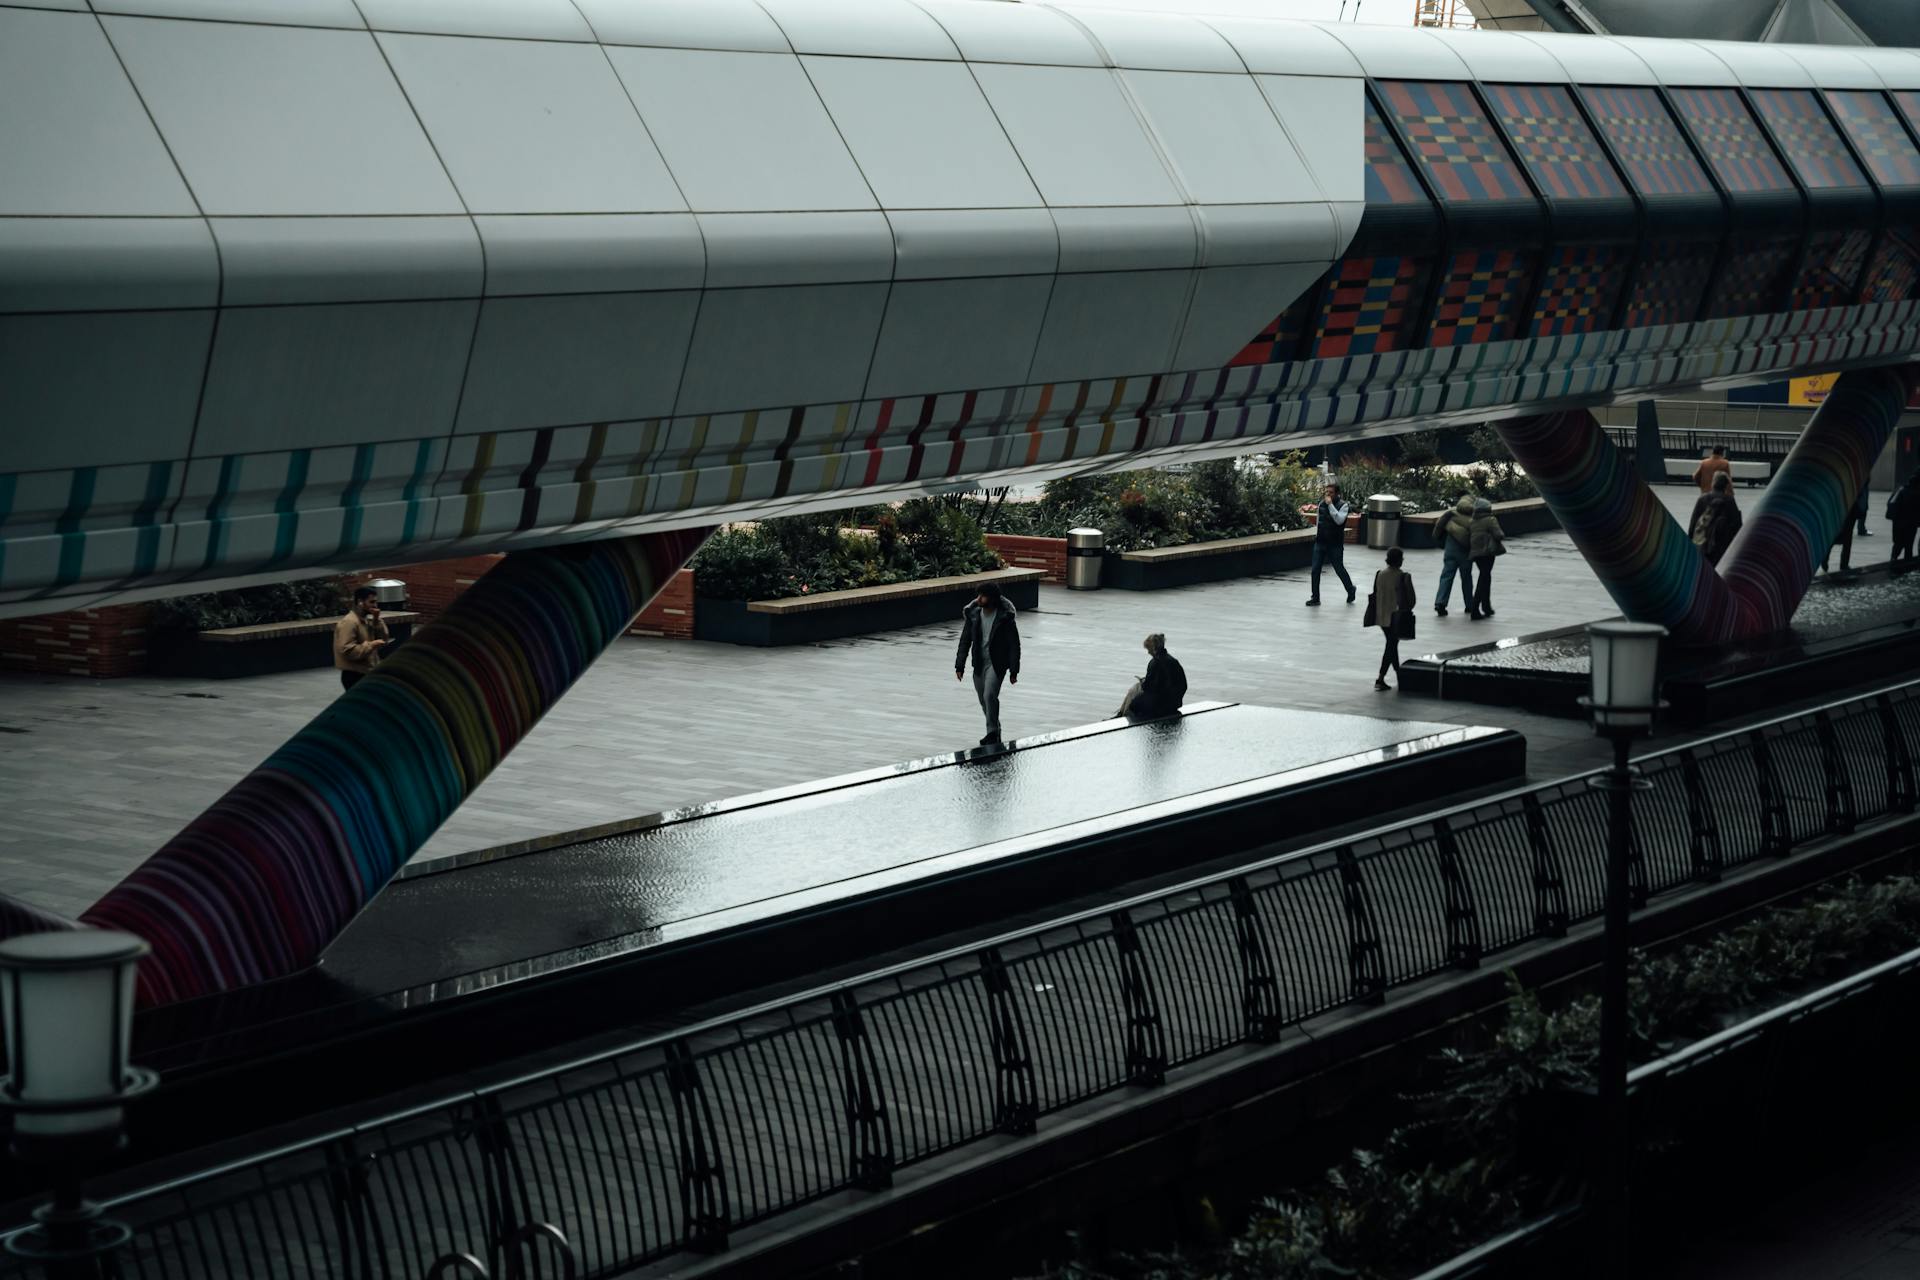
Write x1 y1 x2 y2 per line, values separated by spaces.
1432 493 1476 616
1888 478 1920 565
1467 497 1505 621
1854 483 1873 537
1688 472 1743 566
1305 482 1356 607
333 586 392 692
1115 632 1187 720
954 582 1020 747
1692 445 1731 493
1367 546 1418 691
1824 488 1869 576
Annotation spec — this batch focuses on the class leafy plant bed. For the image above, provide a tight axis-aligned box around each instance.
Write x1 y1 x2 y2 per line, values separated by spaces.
1027 873 1920 1280
149 613 418 679
694 568 1041 647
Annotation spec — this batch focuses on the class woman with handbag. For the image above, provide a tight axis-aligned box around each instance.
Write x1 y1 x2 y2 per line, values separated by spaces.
1367 546 1418 691
1468 497 1506 621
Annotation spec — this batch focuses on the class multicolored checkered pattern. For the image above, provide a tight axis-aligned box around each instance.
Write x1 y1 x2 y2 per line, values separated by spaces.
1622 238 1713 328
1364 97 1426 206
1706 237 1796 319
1749 88 1867 190
1485 83 1627 202
1791 229 1872 310
1313 254 1433 358
1897 91 1920 141
1379 80 1532 203
1864 233 1920 304
1669 87 1793 193
1824 90 1920 190
1581 85 1712 198
1427 249 1534 346
1529 244 1626 337
1230 287 1319 367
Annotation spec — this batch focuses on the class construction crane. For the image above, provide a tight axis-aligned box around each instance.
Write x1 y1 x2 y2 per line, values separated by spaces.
1413 0 1476 27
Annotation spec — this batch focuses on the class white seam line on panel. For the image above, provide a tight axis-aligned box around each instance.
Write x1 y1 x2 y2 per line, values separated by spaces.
351 0 487 553
1036 4 1204 397
910 0 1069 400
765 4 901 436
89 7 219 579
567 0 712 525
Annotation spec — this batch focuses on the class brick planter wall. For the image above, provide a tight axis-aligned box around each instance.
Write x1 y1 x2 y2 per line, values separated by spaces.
353 554 504 621
0 603 154 679
985 534 1068 584
628 568 695 639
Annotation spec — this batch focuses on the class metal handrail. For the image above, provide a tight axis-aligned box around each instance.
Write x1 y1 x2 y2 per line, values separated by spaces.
7 680 1920 1278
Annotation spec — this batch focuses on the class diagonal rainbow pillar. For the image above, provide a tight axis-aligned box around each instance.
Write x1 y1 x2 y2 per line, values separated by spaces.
78 527 708 1006
1496 364 1918 645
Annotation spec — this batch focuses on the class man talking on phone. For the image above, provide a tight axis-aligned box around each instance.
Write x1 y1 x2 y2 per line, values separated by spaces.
333 585 394 692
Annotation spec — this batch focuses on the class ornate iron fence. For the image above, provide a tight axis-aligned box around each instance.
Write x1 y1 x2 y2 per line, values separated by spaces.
7 683 1920 1279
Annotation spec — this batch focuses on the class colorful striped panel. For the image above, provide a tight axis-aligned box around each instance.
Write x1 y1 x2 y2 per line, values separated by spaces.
1748 87 1867 191
1705 236 1797 319
1864 233 1920 304
1484 83 1627 202
1497 364 1919 643
1582 85 1712 198
1364 97 1426 206
1790 229 1872 311
1621 239 1714 329
1825 90 1920 189
1427 249 1534 347
1230 285 1321 367
1669 87 1793 194
1312 254 1433 358
1897 91 1920 143
1529 244 1626 338
82 527 710 1006
1379 80 1533 203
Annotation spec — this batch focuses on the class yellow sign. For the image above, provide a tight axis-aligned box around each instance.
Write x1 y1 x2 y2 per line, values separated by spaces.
1789 373 1837 406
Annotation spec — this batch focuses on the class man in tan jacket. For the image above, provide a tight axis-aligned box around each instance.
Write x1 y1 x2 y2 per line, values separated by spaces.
1692 446 1731 493
333 586 392 691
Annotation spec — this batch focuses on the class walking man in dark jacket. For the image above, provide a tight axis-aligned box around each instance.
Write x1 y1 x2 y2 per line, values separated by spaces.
1306 482 1356 607
955 583 1020 746
1687 472 1743 566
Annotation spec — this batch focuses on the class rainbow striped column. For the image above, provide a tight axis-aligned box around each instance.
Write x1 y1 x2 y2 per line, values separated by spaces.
82 527 708 1006
1497 364 1918 644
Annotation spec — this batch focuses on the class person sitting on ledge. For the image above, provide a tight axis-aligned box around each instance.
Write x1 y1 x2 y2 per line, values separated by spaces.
1116 632 1186 721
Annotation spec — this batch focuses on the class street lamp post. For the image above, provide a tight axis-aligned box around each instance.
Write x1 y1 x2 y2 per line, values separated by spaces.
1580 620 1666 1275
0 929 157 1279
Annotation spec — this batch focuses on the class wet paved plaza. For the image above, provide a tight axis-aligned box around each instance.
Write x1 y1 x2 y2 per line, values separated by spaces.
0 483 1878 919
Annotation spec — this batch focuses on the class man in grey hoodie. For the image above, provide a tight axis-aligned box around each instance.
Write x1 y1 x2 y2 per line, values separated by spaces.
954 583 1021 747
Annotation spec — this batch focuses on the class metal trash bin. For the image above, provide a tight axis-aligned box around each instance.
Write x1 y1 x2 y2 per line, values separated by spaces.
1365 495 1401 550
1066 527 1105 590
366 577 409 610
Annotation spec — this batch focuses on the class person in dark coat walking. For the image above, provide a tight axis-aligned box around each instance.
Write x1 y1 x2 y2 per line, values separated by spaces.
954 583 1020 746
1687 471 1743 566
1305 482 1356 607
1824 488 1865 576
1888 478 1920 566
1467 497 1505 620
1369 547 1418 691
1116 633 1187 720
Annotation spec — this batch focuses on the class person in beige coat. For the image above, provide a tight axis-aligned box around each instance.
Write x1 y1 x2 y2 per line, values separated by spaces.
333 586 392 691
1467 497 1506 621
1368 547 1418 691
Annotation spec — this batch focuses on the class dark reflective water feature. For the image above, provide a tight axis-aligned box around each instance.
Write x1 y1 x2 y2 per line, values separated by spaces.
323 704 1459 996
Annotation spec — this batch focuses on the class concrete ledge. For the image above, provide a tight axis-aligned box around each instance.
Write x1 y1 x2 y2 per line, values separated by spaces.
695 568 1041 646
1400 497 1559 540
1103 530 1315 590
199 611 419 641
1114 528 1315 564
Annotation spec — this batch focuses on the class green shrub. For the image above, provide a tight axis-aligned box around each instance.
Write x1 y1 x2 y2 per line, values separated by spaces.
150 578 347 634
692 500 1001 601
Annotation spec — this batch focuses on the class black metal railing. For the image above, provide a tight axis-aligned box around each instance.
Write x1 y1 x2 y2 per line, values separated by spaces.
7 682 1920 1280
1600 423 1799 464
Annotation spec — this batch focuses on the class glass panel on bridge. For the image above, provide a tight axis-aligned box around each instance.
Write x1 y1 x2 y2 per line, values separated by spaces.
1668 86 1794 193
1863 235 1920 303
1427 247 1535 346
1824 90 1920 189
1622 237 1714 327
1529 243 1627 337
1311 254 1433 357
1706 235 1797 318
1362 96 1427 205
1748 87 1868 191
1483 82 1628 202
1579 85 1712 198
1791 228 1874 310
1378 80 1533 203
